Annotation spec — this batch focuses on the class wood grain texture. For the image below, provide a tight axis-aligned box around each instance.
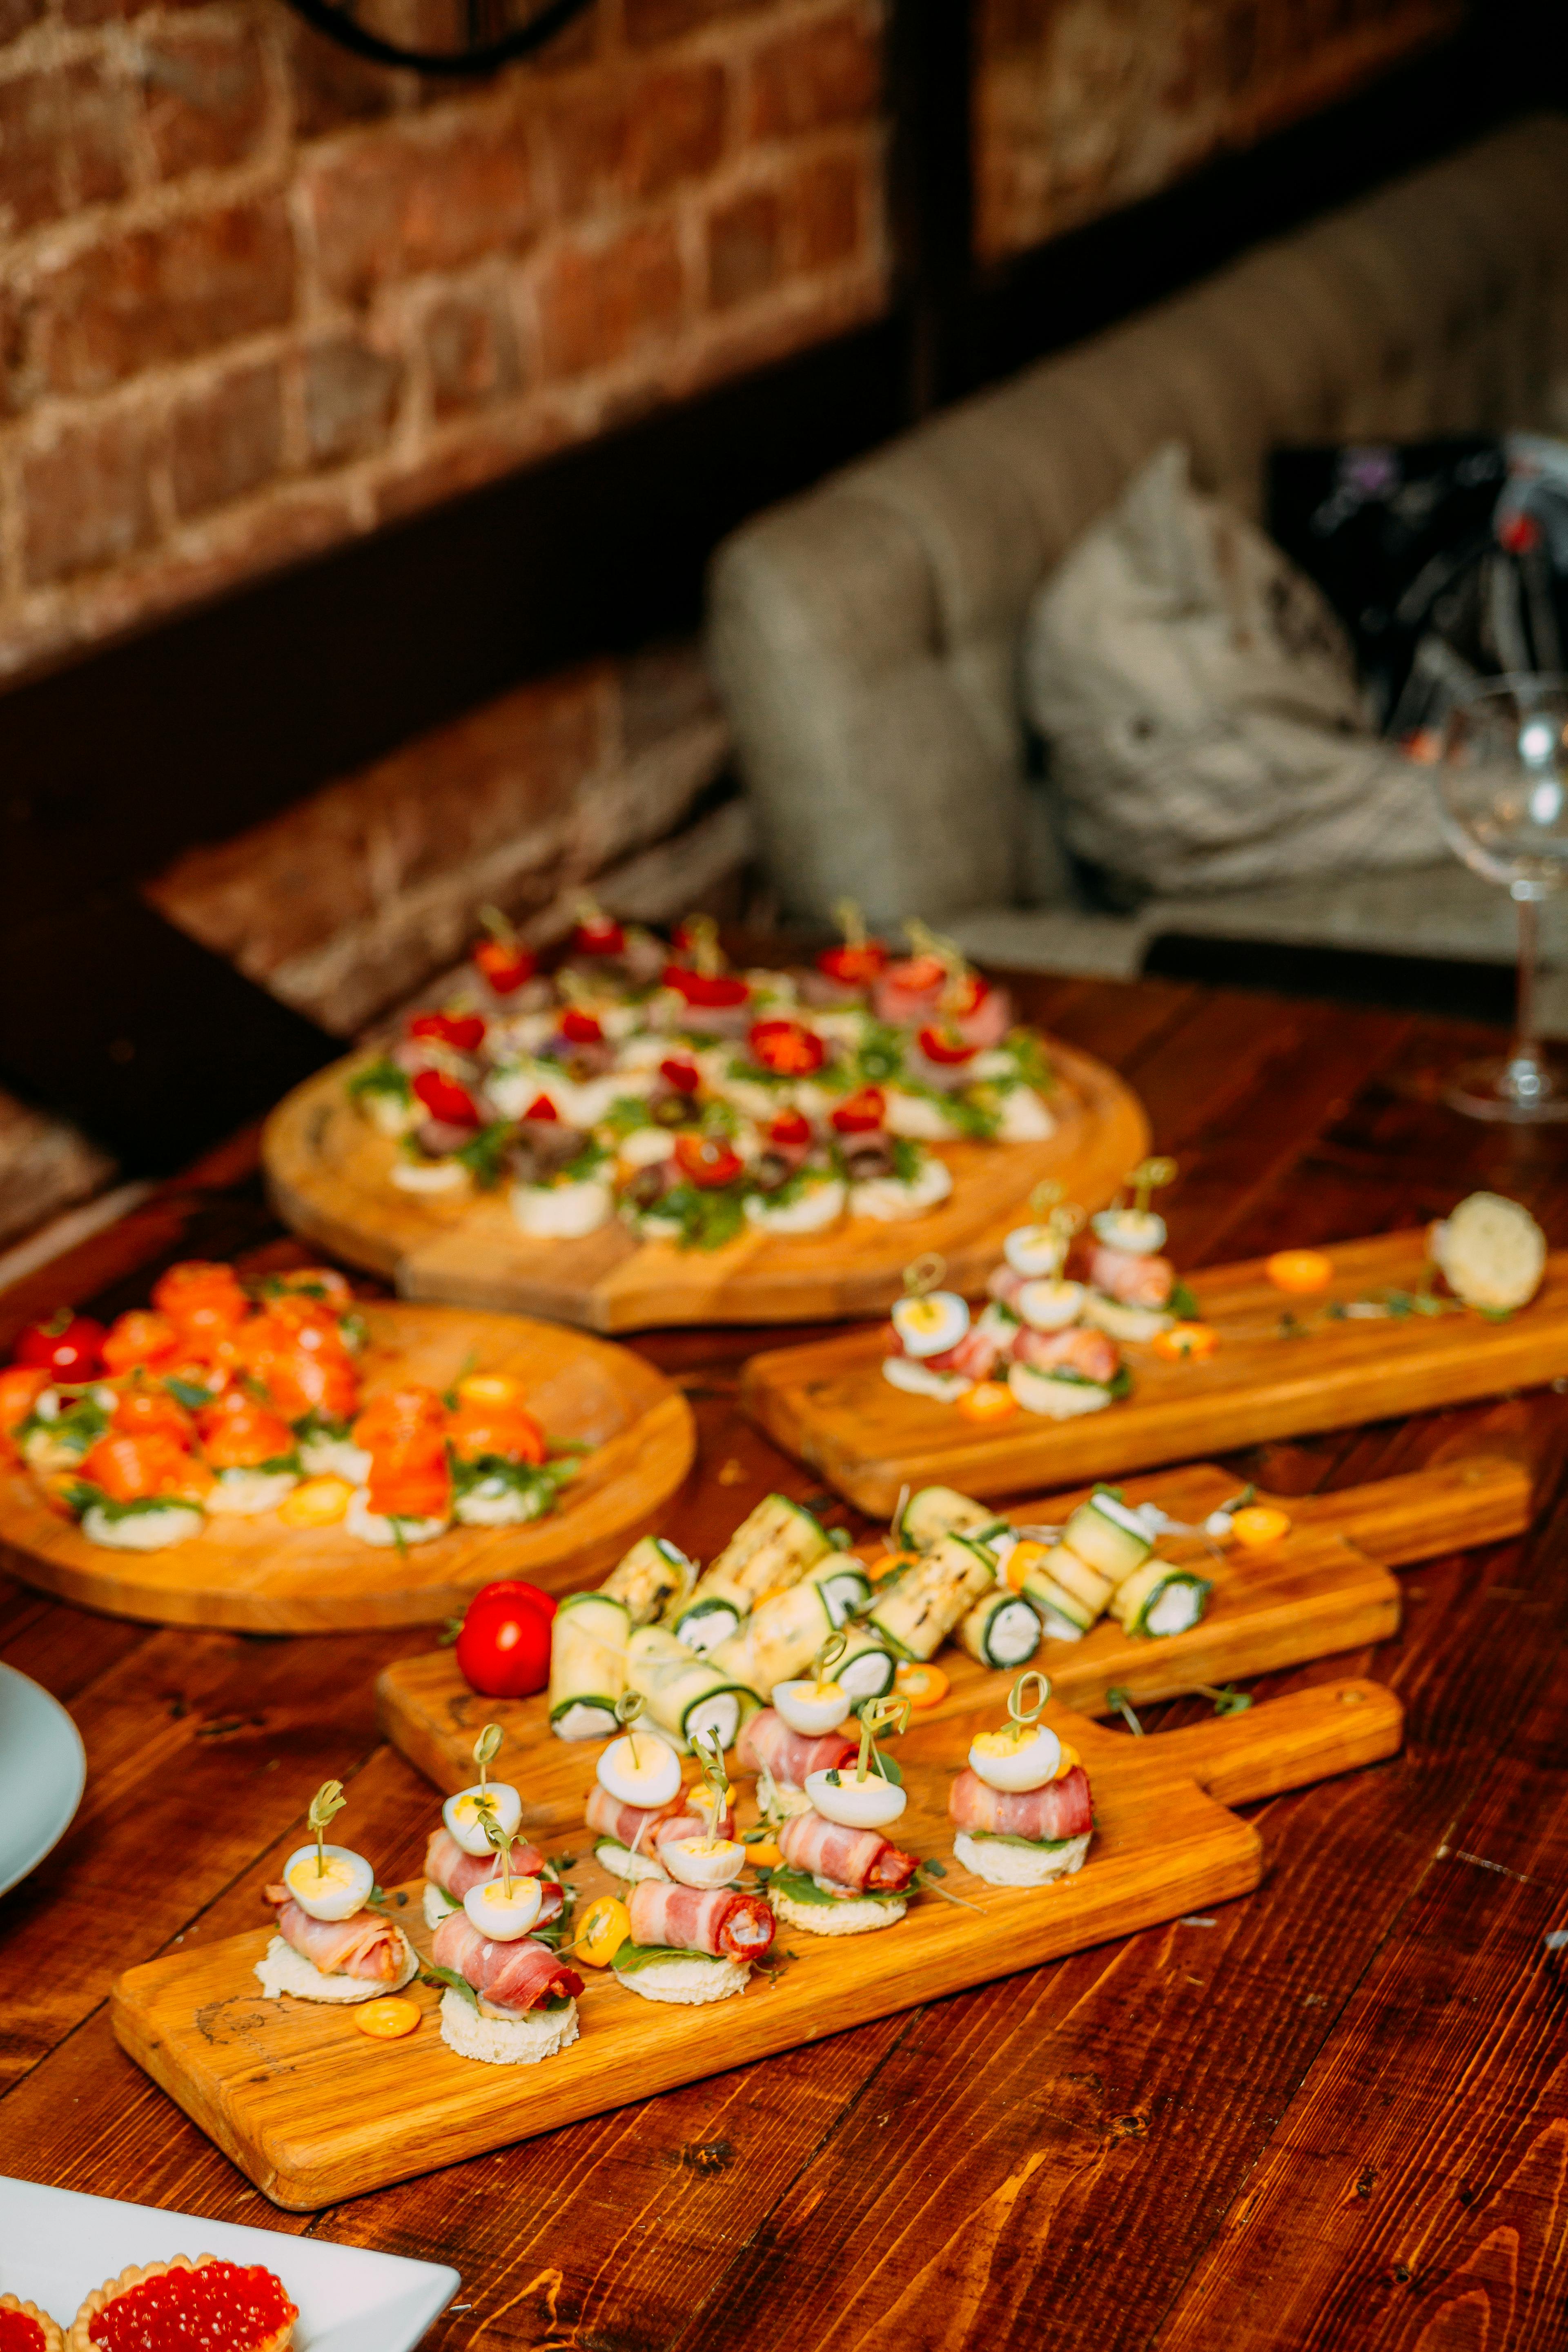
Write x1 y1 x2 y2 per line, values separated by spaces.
110 1679 1401 2209
261 1040 1148 1332
742 1231 1568 1512
0 1301 694 1629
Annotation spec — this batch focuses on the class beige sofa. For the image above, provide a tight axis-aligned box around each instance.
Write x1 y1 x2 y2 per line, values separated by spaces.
708 114 1568 1014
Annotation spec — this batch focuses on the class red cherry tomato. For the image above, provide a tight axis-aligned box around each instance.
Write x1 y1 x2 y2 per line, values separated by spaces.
573 916 626 956
659 1057 701 1095
559 1008 604 1046
412 1068 481 1127
15 1309 107 1381
408 1010 487 1052
522 1093 559 1122
831 1086 886 1134
917 1024 977 1067
454 1579 558 1699
748 1018 825 1077
662 965 750 1009
769 1107 813 1149
818 940 888 984
474 939 536 993
674 1132 746 1189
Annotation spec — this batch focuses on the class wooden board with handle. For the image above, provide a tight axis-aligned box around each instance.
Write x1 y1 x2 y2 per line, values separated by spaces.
741 1230 1568 1512
261 1040 1148 1332
376 1455 1526 1782
0 1302 695 1632
110 1675 1402 2211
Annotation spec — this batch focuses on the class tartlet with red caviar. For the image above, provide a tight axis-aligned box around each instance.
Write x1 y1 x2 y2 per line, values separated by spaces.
65 2257 295 2352
0 2292 65 2352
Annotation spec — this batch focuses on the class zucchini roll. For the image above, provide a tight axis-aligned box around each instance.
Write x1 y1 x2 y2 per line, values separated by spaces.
628 1624 762 1753
1110 1560 1212 1639
868 1532 996 1660
600 1533 696 1626
956 1588 1042 1668
693 1492 833 1612
834 1624 898 1709
668 1591 747 1652
549 1591 631 1740
707 1553 873 1693
898 1485 1007 1551
1058 1490 1153 1585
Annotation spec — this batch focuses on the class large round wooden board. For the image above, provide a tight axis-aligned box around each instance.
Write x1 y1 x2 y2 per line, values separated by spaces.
0 1303 695 1632
262 1040 1149 1331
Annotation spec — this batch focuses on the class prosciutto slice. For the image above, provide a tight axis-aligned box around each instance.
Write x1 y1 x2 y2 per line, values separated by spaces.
584 1784 685 1851
737 1708 858 1790
948 1764 1093 1841
264 1890 410 1981
1011 1325 1120 1383
626 1877 775 1962
424 1824 546 1898
777 1809 919 1894
430 1911 584 2015
1089 1246 1174 1309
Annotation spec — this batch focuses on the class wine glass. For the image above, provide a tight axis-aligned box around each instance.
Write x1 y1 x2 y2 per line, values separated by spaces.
1434 674 1568 1121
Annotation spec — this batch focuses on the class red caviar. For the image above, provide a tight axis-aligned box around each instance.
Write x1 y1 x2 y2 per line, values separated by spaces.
87 2260 296 2350
0 2310 49 2352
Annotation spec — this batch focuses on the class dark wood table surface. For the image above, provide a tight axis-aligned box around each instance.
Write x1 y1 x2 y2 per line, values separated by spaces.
3 969 1567 2352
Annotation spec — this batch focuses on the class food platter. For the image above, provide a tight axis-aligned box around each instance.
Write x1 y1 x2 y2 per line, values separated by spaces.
262 1040 1148 1333
0 1663 86 1897
741 1230 1568 1512
111 1674 1401 2211
0 1303 694 1631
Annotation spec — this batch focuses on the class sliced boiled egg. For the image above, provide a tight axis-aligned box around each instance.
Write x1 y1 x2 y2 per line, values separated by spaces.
1091 1208 1166 1256
443 1781 523 1858
891 1290 970 1359
1004 1224 1068 1278
284 1843 374 1923
968 1724 1061 1793
805 1768 908 1829
463 1874 543 1941
1016 1278 1086 1332
662 1835 747 1889
597 1732 683 1810
773 1676 853 1735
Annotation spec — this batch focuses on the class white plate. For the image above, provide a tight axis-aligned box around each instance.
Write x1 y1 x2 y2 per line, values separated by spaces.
0 1662 85 1897
0 2178 460 2350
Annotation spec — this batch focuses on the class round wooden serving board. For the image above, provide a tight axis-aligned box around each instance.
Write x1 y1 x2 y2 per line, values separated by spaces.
262 1038 1149 1332
0 1303 695 1632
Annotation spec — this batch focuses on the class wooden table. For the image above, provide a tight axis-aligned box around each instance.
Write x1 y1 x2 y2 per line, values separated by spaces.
3 969 1566 2352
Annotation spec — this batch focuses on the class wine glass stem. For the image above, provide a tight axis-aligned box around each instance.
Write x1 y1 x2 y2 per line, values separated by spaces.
1514 893 1542 1078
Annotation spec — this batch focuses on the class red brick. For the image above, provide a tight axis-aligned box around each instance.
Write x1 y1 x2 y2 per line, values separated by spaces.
169 359 284 519
0 62 131 234
550 60 727 216
706 185 781 310
303 332 403 466
21 408 159 586
287 19 399 138
422 289 522 416
535 220 684 379
624 0 768 50
32 198 296 397
141 22 269 180
790 145 862 267
748 7 880 139
306 116 535 306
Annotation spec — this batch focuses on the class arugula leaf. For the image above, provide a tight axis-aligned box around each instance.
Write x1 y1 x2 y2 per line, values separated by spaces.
600 1096 657 1138
1003 1027 1054 1092
421 1963 478 2008
454 1122 516 1190
1168 1280 1201 1320
968 1830 1078 1852
610 1940 728 1973
347 1057 413 1105
165 1376 215 1411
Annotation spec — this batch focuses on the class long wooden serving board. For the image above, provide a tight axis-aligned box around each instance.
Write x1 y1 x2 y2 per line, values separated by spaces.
742 1229 1568 1513
0 1303 695 1632
378 1456 1525 1775
261 1040 1147 1333
111 1675 1402 2210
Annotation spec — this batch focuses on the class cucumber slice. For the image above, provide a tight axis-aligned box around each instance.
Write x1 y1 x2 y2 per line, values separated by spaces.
602 1534 695 1626
868 1532 997 1661
1111 1560 1212 1639
898 1486 993 1550
1040 1544 1112 1617
956 1590 1042 1668
548 1591 630 1738
669 1594 745 1653
1059 1491 1153 1585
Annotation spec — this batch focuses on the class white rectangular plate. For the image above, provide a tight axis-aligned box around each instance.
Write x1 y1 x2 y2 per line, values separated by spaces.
0 2176 459 2351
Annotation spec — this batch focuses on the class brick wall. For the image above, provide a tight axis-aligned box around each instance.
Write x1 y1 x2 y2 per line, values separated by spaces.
0 0 887 682
974 0 1466 264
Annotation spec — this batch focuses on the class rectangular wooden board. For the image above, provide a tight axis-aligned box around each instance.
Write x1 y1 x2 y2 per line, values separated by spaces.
111 1679 1401 2211
375 1457 1526 1781
740 1232 1568 1512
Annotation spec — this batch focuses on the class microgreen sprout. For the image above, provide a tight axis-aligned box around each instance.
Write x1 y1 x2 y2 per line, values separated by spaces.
855 1694 911 1783
615 1688 648 1769
1127 1156 1178 1217
1004 1668 1051 1746
472 1721 503 1797
307 1780 347 1879
902 1251 946 1299
692 1728 730 1851
811 1629 848 1695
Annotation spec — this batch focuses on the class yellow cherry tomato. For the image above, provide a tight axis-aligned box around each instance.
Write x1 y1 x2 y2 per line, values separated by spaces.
575 1895 631 1968
894 1660 949 1709
1266 1249 1334 1295
1004 1537 1049 1595
276 1474 354 1528
867 1549 918 1585
1053 1740 1080 1781
1152 1321 1216 1362
1230 1504 1292 1550
956 1380 1019 1423
354 1996 421 2040
746 1835 785 1869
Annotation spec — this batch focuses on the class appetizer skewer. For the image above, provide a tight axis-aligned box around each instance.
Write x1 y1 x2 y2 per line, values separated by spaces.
257 1781 417 2003
949 1672 1094 1886
609 1734 775 2002
427 1798 584 2065
763 1697 927 1937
